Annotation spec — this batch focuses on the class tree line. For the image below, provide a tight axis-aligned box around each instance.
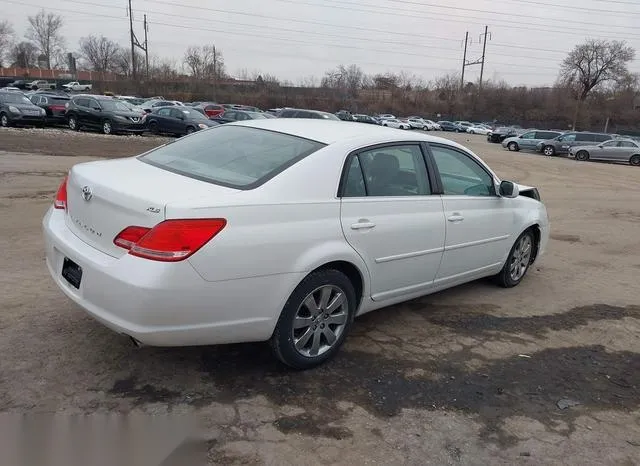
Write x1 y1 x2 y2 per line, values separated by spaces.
0 10 638 130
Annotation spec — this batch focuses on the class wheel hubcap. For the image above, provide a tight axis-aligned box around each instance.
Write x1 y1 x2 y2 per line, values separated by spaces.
69 119 76 129
1 116 7 126
544 147 553 155
292 285 348 357
104 123 111 134
509 235 532 282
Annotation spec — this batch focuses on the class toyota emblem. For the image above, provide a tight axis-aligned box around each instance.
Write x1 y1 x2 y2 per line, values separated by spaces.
81 186 93 201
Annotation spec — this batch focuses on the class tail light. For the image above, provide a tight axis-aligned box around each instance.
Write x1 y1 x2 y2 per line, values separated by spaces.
113 219 227 262
54 175 68 209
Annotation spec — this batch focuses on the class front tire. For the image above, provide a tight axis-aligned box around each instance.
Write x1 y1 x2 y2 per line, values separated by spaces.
543 145 555 156
148 121 159 134
270 269 356 370
494 230 535 288
508 142 519 151
0 113 9 127
575 150 589 161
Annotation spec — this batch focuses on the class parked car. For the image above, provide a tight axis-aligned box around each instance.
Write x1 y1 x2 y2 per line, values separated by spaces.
437 121 459 132
376 114 395 120
467 124 491 135
536 131 613 156
502 130 563 152
43 119 549 369
454 121 473 132
146 106 220 136
65 95 147 135
568 139 640 166
406 117 426 130
0 91 46 127
213 110 275 123
276 108 341 120
28 80 56 90
353 114 379 125
8 79 28 90
424 120 440 130
335 110 355 121
62 81 92 92
488 126 520 143
381 118 410 129
141 99 178 113
191 103 226 118
29 92 70 125
0 86 23 93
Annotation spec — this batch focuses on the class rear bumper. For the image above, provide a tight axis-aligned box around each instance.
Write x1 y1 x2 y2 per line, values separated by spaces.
43 207 303 346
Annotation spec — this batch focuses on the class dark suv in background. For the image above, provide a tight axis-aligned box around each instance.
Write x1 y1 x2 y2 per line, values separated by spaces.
65 95 147 135
537 131 613 156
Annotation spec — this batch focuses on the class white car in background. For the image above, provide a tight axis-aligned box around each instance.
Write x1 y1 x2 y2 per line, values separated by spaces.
406 117 426 130
376 114 395 120
424 120 440 130
43 120 549 369
381 118 410 130
467 124 491 135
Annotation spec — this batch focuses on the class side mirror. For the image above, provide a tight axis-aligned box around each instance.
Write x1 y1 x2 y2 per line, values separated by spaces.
499 180 519 198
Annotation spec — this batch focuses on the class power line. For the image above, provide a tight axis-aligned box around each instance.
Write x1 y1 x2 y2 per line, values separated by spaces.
39 0 568 69
493 0 640 14
269 0 640 39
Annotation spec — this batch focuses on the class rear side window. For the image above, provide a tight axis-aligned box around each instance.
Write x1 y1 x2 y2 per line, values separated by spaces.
140 126 326 189
74 98 89 107
279 110 295 118
575 133 595 142
594 134 611 142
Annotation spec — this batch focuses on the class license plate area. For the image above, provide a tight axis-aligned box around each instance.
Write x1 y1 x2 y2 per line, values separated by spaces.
62 257 83 289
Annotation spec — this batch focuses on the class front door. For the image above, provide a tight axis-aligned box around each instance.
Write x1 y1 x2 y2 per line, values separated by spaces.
340 144 446 301
591 140 619 161
427 144 515 287
518 131 537 149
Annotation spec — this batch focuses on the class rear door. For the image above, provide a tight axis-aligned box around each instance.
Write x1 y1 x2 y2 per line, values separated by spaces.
340 143 446 301
428 143 515 286
153 107 173 132
612 140 639 162
86 98 102 128
169 108 187 133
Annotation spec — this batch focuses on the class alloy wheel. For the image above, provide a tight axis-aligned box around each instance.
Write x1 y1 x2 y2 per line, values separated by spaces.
543 146 555 156
0 114 8 127
103 121 112 135
292 285 348 357
509 235 532 282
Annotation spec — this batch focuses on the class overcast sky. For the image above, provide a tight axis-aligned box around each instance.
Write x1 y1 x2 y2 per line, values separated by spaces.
4 0 640 86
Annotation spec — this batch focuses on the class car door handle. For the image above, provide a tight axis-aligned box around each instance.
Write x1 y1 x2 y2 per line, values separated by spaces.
351 221 376 230
447 214 464 223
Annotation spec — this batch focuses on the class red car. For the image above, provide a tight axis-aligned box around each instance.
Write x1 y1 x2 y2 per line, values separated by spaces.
194 103 225 118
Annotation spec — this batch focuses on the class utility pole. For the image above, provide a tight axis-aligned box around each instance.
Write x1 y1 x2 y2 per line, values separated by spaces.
461 31 468 90
128 0 149 79
128 0 136 80
479 26 491 89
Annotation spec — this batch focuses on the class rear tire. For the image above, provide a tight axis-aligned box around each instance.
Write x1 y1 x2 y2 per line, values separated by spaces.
494 230 535 288
102 120 112 135
630 155 640 166
270 269 356 370
508 142 519 151
575 150 589 161
543 145 555 156
68 115 79 131
148 121 159 134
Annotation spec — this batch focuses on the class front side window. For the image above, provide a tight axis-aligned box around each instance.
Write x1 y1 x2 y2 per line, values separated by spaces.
429 145 495 197
140 126 326 189
342 145 430 197
157 107 171 116
602 140 618 148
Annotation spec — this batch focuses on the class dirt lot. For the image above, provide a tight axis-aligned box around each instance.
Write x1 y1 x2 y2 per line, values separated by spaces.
1 127 639 465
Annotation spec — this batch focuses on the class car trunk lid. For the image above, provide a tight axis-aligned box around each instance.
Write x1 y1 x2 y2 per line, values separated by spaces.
65 157 238 257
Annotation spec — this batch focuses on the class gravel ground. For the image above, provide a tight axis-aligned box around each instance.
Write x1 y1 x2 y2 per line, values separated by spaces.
0 129 639 465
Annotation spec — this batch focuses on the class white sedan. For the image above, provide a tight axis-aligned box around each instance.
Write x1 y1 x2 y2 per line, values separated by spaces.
467 125 491 135
43 120 549 369
381 118 410 130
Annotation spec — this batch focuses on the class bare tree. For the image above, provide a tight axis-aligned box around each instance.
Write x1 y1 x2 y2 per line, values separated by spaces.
113 48 143 77
78 35 121 72
321 64 365 97
0 20 14 67
433 73 461 117
9 41 39 68
25 9 65 69
183 45 225 80
559 39 635 129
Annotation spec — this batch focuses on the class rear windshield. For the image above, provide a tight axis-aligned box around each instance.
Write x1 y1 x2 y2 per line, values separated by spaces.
139 126 326 189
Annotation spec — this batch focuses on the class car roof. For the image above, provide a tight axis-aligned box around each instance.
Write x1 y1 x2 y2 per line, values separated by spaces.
230 119 461 145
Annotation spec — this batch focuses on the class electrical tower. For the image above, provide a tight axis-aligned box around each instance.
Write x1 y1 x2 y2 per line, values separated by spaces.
128 0 149 79
460 26 491 90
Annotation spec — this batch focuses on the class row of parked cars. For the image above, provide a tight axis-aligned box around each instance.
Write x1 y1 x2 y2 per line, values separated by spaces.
496 127 640 166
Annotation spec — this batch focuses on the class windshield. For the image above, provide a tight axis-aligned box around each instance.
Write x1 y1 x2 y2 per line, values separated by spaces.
140 126 326 189
1 94 32 105
100 100 132 112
